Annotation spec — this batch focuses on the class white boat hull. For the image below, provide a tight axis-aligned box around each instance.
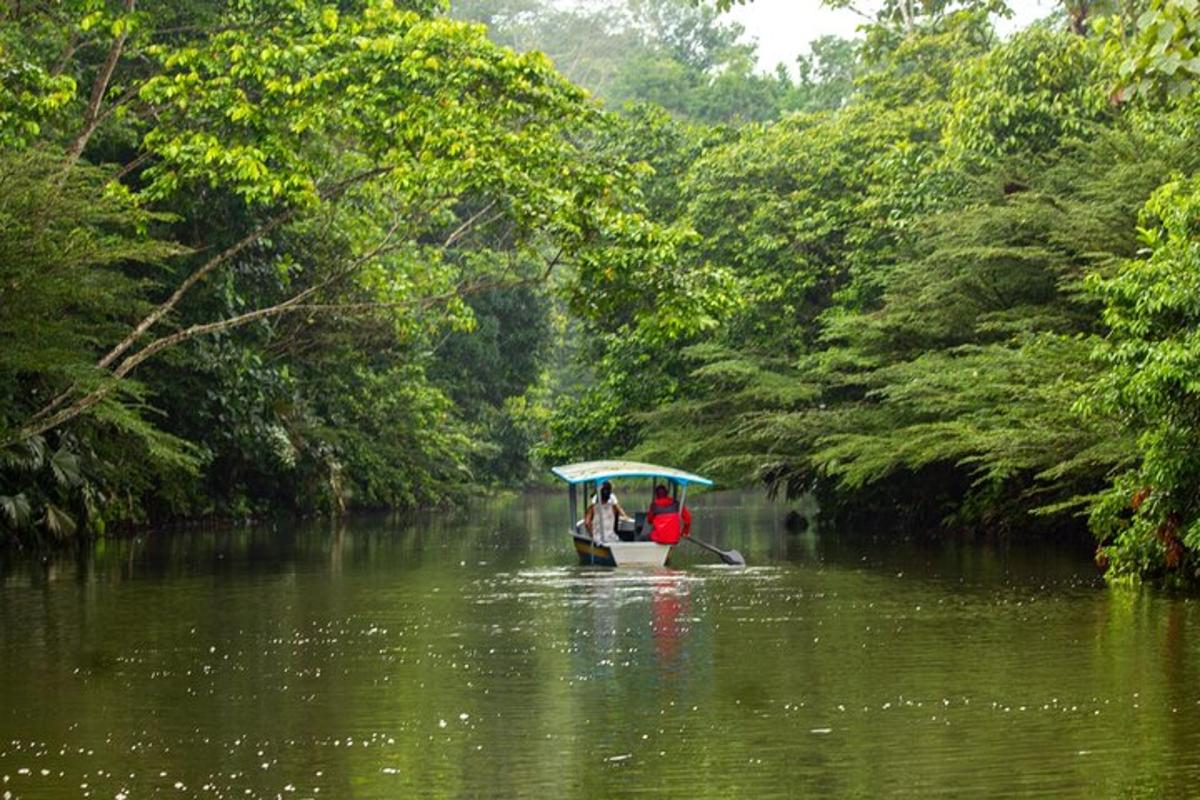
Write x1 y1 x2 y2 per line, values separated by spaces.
606 541 671 566
573 535 671 567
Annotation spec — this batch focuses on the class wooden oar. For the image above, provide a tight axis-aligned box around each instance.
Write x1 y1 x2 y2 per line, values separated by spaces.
682 534 745 566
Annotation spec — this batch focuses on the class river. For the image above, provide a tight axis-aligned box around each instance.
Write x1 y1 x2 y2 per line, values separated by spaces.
2 489 1199 798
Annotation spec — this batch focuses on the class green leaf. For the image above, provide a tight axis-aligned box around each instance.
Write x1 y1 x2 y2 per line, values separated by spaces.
49 447 82 488
42 503 77 539
0 494 32 528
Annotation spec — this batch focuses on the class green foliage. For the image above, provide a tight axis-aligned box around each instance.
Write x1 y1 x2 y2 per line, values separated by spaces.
0 0 703 543
13 0 1200 592
0 48 76 147
0 152 176 402
455 0 830 122
829 0 1012 40
536 98 742 464
1085 178 1200 582
429 284 554 483
627 343 819 486
767 123 1191 529
794 36 864 111
538 327 690 465
854 10 996 108
683 103 941 354
307 362 479 511
548 14 992 478
533 0 1200 588
0 150 201 543
614 12 1200 577
1109 0 1200 102
636 126 1162 522
944 26 1111 159
1071 6 1200 584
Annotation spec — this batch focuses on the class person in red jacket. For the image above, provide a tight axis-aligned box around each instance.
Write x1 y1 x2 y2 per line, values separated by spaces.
646 484 692 545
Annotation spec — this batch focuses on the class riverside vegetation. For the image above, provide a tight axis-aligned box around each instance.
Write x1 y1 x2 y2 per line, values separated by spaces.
3 0 1200 586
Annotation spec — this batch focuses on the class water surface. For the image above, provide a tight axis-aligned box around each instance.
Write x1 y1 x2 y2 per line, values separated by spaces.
2 490 1197 798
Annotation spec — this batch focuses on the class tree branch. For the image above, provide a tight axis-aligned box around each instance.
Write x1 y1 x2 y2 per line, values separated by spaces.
60 0 136 178
28 166 395 426
8 260 560 449
96 165 391 371
106 150 152 184
99 210 296 370
51 30 80 77
443 199 498 249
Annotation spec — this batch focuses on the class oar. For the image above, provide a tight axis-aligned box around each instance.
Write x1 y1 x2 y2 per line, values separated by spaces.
682 534 745 566
668 482 744 566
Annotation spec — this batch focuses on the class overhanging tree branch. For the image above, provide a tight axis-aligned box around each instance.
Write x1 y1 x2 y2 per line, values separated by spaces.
11 193 530 446
7 267 556 447
27 166 394 426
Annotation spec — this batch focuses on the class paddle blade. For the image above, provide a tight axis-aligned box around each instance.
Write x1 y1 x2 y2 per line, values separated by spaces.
722 549 746 566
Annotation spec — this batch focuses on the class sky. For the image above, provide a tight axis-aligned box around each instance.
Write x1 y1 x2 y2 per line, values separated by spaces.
726 0 1062 71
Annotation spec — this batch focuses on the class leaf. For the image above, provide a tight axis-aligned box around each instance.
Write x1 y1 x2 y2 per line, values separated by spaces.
49 446 83 488
42 503 78 539
0 436 46 471
0 494 32 528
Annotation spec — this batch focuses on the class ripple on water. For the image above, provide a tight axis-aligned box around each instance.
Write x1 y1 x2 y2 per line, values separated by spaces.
0 492 1194 799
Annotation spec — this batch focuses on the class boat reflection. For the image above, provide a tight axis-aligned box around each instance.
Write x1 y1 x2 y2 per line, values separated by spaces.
651 571 691 673
570 568 698 689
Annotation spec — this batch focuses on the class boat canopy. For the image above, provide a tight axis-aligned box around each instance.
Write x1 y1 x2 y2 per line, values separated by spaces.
551 460 714 487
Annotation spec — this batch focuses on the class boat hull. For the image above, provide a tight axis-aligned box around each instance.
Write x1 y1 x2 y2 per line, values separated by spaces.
573 535 671 567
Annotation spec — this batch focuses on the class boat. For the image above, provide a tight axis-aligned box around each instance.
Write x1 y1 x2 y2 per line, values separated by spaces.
551 460 714 567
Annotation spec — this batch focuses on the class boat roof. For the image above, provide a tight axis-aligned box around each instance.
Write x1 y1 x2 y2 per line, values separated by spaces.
551 460 714 487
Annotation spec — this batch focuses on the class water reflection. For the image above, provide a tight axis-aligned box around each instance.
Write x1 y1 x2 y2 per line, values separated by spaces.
651 571 689 673
2 491 1198 799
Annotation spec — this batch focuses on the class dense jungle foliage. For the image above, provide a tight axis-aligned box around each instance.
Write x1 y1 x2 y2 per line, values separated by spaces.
4 0 1200 585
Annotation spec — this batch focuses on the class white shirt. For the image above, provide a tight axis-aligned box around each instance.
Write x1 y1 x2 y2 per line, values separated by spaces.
592 498 619 542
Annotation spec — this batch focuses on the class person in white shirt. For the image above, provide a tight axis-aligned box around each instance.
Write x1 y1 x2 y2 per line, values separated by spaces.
585 481 628 543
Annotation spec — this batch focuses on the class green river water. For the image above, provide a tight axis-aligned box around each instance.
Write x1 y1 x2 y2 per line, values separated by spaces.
2 490 1200 798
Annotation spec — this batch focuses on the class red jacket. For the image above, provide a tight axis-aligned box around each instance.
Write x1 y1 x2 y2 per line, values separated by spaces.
647 496 692 545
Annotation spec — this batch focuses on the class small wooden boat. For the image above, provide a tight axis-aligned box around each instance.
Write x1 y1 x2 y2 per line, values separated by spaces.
552 460 713 567
571 534 672 567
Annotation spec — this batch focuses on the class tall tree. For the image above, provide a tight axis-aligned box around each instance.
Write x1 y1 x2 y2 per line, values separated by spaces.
0 0 700 539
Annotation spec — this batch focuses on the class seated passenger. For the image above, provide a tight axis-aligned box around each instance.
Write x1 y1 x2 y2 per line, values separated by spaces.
585 481 628 543
646 485 692 545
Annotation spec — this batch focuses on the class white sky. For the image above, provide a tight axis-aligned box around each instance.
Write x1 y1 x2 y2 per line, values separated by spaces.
727 0 1062 71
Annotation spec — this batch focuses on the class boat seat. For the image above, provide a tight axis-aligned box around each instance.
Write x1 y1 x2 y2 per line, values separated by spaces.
633 512 649 541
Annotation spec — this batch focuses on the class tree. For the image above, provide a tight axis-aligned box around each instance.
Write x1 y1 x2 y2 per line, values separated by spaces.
623 13 1180 544
0 150 196 540
0 0 694 538
456 0 811 122
1107 0 1200 102
1086 177 1200 583
429 283 554 484
794 36 864 111
943 26 1111 159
